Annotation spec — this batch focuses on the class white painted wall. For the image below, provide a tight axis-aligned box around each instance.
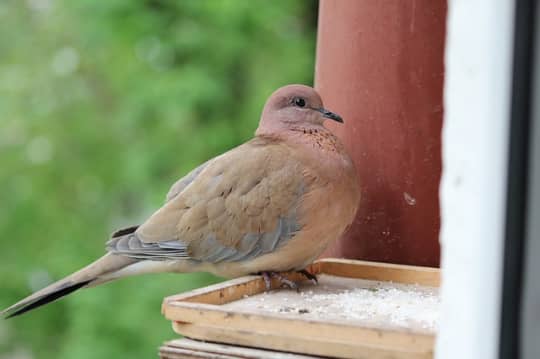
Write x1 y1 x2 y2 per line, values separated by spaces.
436 1 515 358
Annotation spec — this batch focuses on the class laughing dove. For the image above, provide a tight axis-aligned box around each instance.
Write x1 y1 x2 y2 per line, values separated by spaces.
3 84 360 318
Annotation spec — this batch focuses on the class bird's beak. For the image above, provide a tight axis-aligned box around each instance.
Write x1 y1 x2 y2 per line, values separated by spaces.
316 107 344 123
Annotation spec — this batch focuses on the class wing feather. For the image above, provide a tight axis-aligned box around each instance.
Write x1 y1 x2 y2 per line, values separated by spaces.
107 138 308 264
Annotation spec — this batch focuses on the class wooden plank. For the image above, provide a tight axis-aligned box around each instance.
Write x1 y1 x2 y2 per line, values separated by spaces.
174 322 432 359
160 345 238 359
163 272 310 310
316 259 440 286
164 302 434 351
161 339 321 359
163 276 262 307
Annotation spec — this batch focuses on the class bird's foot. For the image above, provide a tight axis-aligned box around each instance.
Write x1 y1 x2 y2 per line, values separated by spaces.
260 271 299 292
297 269 318 285
261 272 272 290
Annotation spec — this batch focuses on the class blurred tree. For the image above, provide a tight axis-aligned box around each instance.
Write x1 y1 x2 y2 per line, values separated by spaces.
0 1 317 358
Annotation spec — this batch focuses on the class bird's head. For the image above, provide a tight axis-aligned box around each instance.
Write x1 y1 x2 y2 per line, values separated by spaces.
256 84 343 136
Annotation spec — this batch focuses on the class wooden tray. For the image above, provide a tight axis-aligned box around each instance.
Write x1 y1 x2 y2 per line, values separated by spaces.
162 259 440 359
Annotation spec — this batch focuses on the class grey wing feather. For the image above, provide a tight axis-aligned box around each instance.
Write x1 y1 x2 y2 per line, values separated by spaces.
190 216 301 263
106 233 190 261
105 216 301 263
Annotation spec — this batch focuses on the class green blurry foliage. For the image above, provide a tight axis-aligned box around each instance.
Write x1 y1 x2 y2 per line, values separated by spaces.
0 1 317 358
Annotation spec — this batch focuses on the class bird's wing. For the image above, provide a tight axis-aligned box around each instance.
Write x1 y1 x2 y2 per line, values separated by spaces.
106 137 308 263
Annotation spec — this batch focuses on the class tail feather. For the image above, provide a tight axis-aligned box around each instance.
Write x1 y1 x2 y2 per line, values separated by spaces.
2 253 137 318
4 280 92 318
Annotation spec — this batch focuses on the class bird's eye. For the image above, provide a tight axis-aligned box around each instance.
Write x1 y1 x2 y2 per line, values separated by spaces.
293 97 306 108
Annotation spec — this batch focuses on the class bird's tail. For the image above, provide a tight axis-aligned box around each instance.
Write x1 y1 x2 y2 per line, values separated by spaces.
2 253 136 318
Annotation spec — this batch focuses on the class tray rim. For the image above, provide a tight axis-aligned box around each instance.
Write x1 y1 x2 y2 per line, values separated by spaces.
161 258 440 358
162 258 440 307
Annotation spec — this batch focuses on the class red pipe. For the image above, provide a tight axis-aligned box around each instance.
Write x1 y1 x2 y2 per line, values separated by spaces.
316 0 446 267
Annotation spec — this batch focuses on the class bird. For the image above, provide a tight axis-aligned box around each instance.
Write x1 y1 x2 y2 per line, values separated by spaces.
2 84 360 318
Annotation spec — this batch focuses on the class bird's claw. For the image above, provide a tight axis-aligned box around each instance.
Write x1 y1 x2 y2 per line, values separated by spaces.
262 272 272 290
297 269 318 285
260 271 299 292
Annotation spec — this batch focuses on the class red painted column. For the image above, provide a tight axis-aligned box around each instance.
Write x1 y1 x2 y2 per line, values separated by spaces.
316 0 446 267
